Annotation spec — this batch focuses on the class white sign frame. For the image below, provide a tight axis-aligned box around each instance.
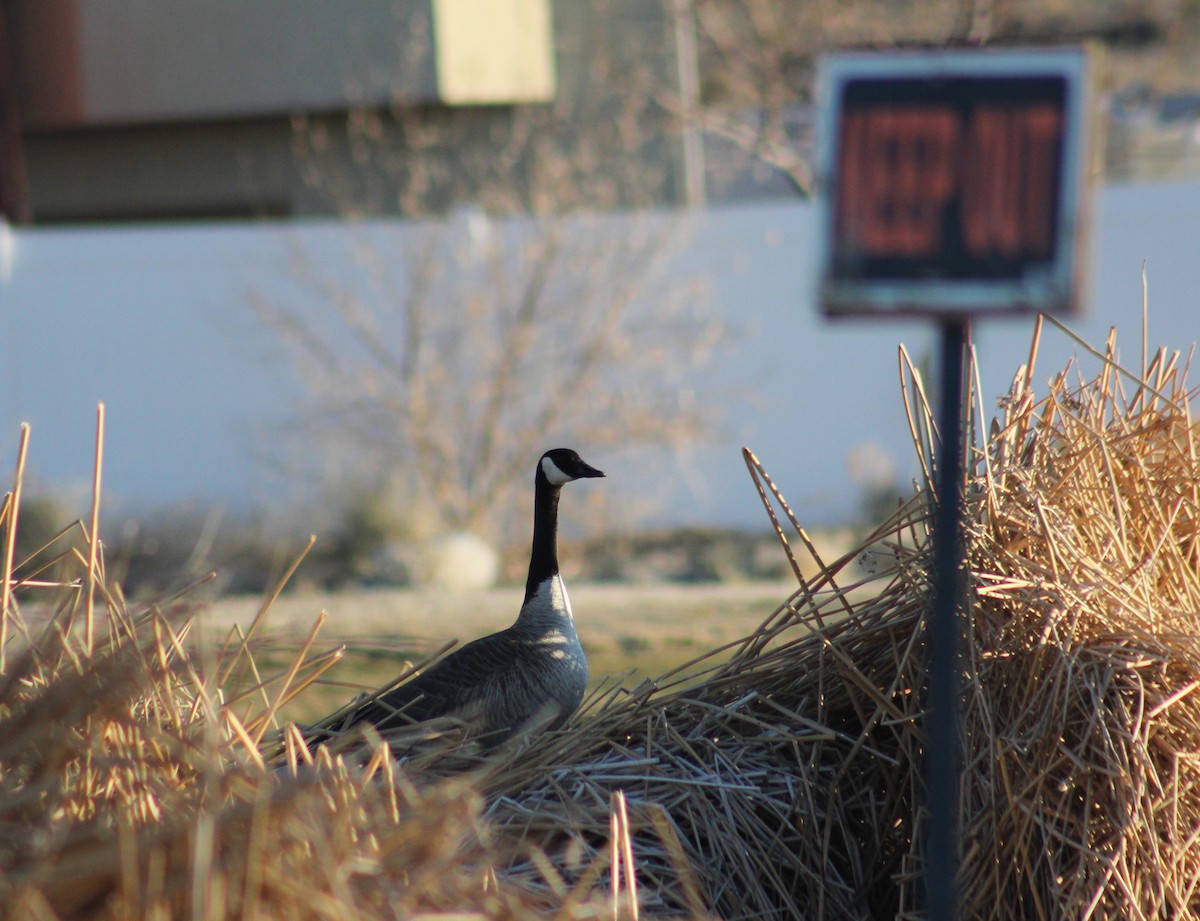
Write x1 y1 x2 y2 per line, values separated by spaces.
815 47 1093 318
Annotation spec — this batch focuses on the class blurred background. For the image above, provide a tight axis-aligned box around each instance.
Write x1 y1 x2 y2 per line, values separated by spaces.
2 0 1200 597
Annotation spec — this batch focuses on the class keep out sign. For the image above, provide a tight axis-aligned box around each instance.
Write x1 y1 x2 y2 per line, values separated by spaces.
816 49 1092 317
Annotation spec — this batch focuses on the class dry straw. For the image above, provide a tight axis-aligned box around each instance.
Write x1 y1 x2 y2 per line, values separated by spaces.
0 414 667 920
3 317 1200 919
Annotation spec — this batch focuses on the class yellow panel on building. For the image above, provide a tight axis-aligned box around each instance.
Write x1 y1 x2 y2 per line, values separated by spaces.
433 0 555 105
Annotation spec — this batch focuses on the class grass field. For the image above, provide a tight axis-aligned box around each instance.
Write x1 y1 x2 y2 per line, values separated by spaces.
205 579 798 723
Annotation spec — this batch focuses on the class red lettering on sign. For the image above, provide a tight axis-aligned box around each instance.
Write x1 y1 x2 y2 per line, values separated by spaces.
962 107 1020 256
837 105 959 258
1017 105 1063 257
837 99 1064 264
962 104 1062 259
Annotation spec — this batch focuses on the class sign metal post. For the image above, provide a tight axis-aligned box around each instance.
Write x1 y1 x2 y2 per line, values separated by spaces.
814 46 1092 919
926 315 967 921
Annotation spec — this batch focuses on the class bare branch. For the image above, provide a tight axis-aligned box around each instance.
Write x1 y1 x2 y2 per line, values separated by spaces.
253 210 734 542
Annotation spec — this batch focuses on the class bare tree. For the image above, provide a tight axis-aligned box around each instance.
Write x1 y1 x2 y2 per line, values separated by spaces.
253 3 749 555
668 0 990 198
251 211 732 545
668 0 1200 199
286 0 1200 221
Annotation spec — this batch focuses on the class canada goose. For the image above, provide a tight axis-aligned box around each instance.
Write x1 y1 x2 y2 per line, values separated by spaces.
346 448 604 748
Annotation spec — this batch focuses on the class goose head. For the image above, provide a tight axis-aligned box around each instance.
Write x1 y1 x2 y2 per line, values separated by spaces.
538 448 605 487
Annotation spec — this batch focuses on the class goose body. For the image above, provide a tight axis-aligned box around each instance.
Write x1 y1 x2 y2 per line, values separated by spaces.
347 448 604 747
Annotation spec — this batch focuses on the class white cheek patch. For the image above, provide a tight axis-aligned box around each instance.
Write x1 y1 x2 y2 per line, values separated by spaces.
541 455 572 486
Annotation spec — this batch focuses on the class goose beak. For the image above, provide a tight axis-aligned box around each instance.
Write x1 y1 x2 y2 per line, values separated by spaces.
580 463 605 479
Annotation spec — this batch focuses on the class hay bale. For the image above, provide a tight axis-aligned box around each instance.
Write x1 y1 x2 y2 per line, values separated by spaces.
0 526 598 918
440 321 1200 919
956 326 1200 918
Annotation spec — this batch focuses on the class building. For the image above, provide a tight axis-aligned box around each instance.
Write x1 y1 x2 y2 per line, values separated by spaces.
4 0 691 224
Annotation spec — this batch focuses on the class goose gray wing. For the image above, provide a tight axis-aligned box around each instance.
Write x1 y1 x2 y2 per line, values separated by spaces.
348 627 585 743
348 631 509 728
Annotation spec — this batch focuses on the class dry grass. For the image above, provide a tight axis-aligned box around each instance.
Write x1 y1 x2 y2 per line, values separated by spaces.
0 432 628 918
3 315 1200 918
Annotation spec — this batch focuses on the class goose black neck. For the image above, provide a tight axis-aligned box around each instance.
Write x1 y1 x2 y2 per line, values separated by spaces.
524 476 561 604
